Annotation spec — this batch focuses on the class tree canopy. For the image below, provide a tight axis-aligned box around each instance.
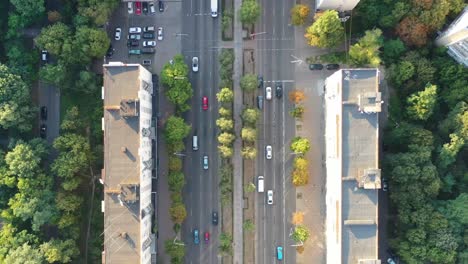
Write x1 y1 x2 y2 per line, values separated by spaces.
304 10 344 48
239 0 261 25
349 29 383 66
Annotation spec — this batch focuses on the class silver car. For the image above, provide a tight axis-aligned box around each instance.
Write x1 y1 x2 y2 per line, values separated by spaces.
129 27 142 33
203 155 208 170
267 190 273 205
158 27 163 40
265 145 272 160
192 57 199 72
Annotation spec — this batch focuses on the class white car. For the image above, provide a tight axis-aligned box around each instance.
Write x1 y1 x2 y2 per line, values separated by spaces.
265 86 272 100
129 27 142 33
143 26 155 32
203 155 208 170
149 2 156 14
157 27 163 40
267 190 273 205
114 27 121 40
192 57 199 72
143 41 156 47
265 145 272 160
127 2 134 14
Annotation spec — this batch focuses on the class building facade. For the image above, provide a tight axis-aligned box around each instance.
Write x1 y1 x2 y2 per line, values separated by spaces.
435 6 468 67
102 62 155 264
325 69 382 264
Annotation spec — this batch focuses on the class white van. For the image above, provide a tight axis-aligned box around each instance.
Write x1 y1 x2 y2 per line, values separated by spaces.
257 176 264 193
192 136 198 151
211 0 218 17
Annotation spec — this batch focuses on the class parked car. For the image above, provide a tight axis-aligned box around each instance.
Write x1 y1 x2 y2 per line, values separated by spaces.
149 2 156 14
142 2 148 14
127 39 139 47
127 2 133 14
128 34 141 40
106 45 114 57
212 211 218 225
276 85 282 98
277 246 283 260
157 27 163 40
135 1 142 15
204 232 210 243
158 0 164 12
143 26 155 32
257 75 264 88
114 27 121 40
326 64 340 70
193 229 200 244
41 50 48 63
257 95 263 110
265 86 272 100
267 190 273 205
142 48 155 54
128 49 141 55
143 59 152 65
382 178 388 192
143 32 154 39
203 155 208 170
192 57 199 72
143 41 156 47
309 63 324 70
387 258 396 264
129 27 142 33
40 106 47 120
202 96 208 110
40 124 47 138
265 145 272 160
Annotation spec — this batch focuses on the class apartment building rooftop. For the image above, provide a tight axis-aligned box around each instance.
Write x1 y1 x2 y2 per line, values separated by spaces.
325 69 382 264
102 62 154 264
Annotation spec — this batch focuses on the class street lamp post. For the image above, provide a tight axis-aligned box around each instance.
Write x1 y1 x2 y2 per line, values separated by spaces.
173 152 186 157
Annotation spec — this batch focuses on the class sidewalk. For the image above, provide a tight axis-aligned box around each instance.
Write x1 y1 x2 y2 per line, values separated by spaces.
232 0 244 262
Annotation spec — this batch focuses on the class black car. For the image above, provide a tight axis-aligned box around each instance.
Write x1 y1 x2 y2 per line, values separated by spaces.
275 85 282 98
142 2 148 14
257 75 264 89
40 124 47 138
257 95 264 110
326 64 340 70
106 44 114 57
127 39 139 47
309 63 323 70
143 33 154 39
158 1 164 12
212 211 218 225
40 106 47 120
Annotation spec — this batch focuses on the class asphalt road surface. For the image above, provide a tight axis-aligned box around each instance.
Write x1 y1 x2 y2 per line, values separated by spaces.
181 0 221 263
255 0 297 263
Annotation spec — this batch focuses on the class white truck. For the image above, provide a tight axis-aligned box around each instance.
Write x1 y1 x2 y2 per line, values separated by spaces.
211 0 218 17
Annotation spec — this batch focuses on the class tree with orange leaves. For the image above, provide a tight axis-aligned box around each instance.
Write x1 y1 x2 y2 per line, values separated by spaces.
396 16 429 47
289 90 306 104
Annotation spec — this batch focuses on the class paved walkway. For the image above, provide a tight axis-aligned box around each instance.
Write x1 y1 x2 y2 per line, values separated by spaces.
232 0 244 262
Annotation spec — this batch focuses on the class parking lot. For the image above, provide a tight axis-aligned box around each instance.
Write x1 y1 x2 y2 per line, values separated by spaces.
106 1 182 74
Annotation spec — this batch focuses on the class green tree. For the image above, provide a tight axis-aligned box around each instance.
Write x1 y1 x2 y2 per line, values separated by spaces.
164 116 191 145
241 108 260 125
387 61 415 87
240 0 261 25
244 183 256 193
349 29 383 66
168 157 183 172
218 145 234 158
164 239 185 264
240 74 258 92
218 132 235 145
5 143 41 179
382 38 406 64
304 10 344 48
217 87 234 103
219 232 233 255
438 133 465 170
243 219 255 231
241 127 256 142
40 239 79 263
290 137 310 154
170 203 187 224
291 4 310 26
10 0 45 25
165 80 193 111
36 23 71 56
61 106 85 133
219 107 232 117
56 192 83 213
39 63 67 87
241 146 257 160
72 27 110 63
74 70 100 94
78 0 119 26
168 172 185 192
406 84 438 121
290 106 305 118
216 118 234 131
292 225 310 243
0 64 35 131
4 243 44 264
160 55 189 88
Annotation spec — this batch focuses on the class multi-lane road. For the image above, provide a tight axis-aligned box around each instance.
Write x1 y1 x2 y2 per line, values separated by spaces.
255 0 297 263
181 0 221 263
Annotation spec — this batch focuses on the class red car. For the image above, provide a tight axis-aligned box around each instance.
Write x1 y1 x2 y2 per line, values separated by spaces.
204 232 210 243
135 2 142 15
202 96 208 110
